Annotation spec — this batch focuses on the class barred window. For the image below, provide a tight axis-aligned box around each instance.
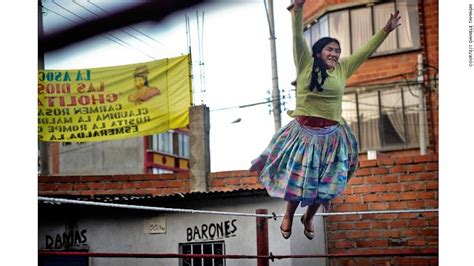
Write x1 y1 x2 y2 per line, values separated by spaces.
303 0 420 58
342 86 426 152
180 241 225 266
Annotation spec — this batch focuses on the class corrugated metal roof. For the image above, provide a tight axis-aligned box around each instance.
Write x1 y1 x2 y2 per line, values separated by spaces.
40 187 267 204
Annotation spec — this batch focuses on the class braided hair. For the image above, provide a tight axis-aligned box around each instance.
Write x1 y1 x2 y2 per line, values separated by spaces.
309 37 340 92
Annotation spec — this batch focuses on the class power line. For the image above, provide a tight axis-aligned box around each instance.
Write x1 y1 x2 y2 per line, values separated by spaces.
40 5 126 50
208 79 438 113
49 0 157 60
73 0 167 56
85 0 172 50
43 1 130 50
209 92 294 112
208 61 440 114
73 0 147 44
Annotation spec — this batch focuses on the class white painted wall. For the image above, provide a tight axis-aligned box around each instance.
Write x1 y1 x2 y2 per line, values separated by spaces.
39 196 327 266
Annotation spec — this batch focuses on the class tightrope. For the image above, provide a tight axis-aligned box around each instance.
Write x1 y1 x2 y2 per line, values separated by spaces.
38 197 438 218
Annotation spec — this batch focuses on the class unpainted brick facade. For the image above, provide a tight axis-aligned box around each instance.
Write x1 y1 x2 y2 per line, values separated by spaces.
299 0 439 265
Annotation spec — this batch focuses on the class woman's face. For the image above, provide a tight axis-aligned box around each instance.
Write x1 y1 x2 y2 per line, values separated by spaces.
318 41 341 70
134 76 145 88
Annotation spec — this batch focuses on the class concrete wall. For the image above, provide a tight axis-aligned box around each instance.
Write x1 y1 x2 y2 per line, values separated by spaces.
53 105 209 177
189 105 211 192
39 197 327 266
57 137 144 175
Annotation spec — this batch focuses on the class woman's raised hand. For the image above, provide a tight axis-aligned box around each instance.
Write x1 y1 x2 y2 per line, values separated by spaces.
294 0 305 8
383 10 401 33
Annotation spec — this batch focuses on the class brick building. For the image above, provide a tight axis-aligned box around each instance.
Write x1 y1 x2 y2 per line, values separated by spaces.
295 0 439 264
39 0 438 265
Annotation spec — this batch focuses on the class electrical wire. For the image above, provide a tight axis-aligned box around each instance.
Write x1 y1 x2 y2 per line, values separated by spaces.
210 92 293 112
40 4 128 50
73 0 173 58
49 0 157 60
85 0 173 50
263 0 274 37
72 0 151 46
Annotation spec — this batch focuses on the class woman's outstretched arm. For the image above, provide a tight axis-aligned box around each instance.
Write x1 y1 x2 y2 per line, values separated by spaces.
342 10 401 79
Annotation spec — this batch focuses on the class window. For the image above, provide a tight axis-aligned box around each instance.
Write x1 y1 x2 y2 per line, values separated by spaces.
305 15 328 45
148 130 190 159
178 133 190 158
329 10 350 58
180 241 225 266
342 85 426 152
151 168 173 174
304 0 420 57
151 132 173 154
147 130 190 174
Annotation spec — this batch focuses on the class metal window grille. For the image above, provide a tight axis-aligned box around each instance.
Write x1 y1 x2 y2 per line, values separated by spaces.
180 241 225 266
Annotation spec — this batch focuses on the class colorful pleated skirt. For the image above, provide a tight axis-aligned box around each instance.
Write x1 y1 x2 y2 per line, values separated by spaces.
249 119 358 207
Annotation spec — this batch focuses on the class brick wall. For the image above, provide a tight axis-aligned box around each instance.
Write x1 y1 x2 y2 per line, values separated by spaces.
420 0 439 70
420 0 439 154
38 173 191 197
208 171 262 192
302 0 356 20
39 154 438 264
298 0 425 87
38 171 262 197
299 0 439 155
327 154 438 265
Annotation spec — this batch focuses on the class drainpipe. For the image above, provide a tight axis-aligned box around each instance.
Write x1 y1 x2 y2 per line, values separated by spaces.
418 0 437 154
417 54 427 155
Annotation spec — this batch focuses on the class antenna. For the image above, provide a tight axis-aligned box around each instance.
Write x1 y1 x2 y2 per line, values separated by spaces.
195 11 206 105
185 14 196 105
186 11 206 106
200 11 206 105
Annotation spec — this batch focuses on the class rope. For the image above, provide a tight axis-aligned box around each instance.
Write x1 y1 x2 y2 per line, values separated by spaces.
38 197 438 218
38 251 438 259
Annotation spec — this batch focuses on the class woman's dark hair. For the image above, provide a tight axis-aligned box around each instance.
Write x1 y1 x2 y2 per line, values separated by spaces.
309 37 340 92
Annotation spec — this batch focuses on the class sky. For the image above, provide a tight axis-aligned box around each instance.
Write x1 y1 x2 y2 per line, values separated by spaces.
41 0 296 172
2 0 474 264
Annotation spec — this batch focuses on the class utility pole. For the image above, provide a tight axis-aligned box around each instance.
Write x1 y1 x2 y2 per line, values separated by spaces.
39 1 49 175
265 0 281 131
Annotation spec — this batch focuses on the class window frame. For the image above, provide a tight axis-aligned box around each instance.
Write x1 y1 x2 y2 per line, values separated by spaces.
147 130 190 159
343 83 426 153
179 241 226 266
303 0 421 58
